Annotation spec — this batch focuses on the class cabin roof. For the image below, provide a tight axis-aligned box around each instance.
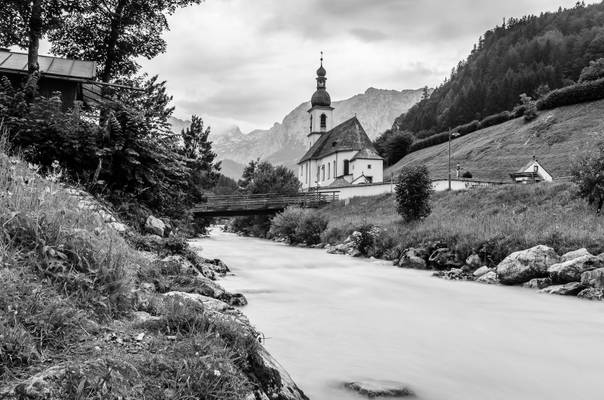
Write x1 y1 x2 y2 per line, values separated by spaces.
298 116 383 164
0 50 97 82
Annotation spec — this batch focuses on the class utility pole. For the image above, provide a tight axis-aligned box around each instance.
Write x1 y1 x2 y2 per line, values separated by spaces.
448 129 460 191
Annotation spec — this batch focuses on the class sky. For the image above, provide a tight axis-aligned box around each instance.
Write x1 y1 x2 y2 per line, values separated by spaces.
139 0 597 133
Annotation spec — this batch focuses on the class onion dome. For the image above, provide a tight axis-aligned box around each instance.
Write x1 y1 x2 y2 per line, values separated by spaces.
311 89 331 107
317 64 326 77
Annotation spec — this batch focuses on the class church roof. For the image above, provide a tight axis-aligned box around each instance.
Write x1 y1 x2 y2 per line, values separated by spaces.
298 116 383 164
351 147 383 161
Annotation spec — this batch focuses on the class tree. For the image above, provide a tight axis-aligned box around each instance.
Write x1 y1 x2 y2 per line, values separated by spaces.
572 144 604 213
0 0 80 74
395 165 433 222
579 58 604 83
385 131 414 166
49 0 203 82
239 161 300 195
519 93 538 121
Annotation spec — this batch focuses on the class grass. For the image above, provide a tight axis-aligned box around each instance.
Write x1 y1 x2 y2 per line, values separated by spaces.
318 182 604 265
0 140 285 399
386 99 604 181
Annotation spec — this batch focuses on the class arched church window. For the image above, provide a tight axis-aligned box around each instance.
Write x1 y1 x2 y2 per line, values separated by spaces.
343 160 350 175
320 114 327 129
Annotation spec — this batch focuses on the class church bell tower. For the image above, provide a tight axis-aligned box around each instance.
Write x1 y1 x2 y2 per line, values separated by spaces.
307 52 334 149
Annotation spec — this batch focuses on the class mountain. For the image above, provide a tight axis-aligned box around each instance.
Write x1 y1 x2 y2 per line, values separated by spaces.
212 88 426 174
394 1 604 137
168 116 191 134
386 99 604 182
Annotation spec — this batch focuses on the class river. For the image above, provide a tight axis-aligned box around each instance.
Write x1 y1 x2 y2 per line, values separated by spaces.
193 229 604 400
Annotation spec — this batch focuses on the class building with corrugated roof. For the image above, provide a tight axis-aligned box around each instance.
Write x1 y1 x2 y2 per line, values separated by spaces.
0 49 97 108
298 56 384 190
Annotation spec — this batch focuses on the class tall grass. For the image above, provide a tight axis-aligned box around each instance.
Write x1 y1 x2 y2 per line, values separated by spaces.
319 183 604 264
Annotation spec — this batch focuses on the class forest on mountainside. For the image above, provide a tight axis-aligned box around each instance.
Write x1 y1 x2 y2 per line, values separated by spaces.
393 1 604 137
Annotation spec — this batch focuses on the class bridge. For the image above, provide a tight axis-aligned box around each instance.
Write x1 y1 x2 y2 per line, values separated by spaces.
192 191 339 217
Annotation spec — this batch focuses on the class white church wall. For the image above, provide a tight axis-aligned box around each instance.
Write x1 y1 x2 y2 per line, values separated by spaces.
351 159 384 184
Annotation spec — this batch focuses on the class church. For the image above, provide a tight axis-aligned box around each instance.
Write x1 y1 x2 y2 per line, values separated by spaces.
298 56 384 191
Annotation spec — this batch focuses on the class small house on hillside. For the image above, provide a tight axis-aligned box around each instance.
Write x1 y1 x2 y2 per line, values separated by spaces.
510 157 553 183
0 49 97 108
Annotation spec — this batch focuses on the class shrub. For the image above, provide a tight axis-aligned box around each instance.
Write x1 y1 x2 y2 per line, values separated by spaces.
478 111 511 129
295 212 328 245
537 77 604 110
395 165 433 221
579 58 604 83
520 93 538 121
270 207 328 245
0 321 39 369
270 207 306 243
456 120 480 135
511 104 527 118
572 143 604 213
408 131 450 153
462 171 473 179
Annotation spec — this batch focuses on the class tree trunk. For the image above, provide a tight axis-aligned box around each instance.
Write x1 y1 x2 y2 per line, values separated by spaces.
28 0 43 75
101 0 128 82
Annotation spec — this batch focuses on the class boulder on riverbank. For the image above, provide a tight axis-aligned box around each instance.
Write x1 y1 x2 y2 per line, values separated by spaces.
476 271 499 284
539 282 586 296
397 248 428 269
578 287 604 300
145 215 167 237
580 268 604 289
496 245 560 285
561 248 592 262
523 277 552 289
547 255 604 284
473 266 492 278
343 380 415 398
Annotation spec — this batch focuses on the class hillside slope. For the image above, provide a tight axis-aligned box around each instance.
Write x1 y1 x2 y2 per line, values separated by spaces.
213 88 426 172
386 99 604 181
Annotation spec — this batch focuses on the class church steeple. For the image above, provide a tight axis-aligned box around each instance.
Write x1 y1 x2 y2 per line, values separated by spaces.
307 52 334 149
311 52 331 107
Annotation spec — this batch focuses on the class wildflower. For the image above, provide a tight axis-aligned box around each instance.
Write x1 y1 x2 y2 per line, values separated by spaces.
213 369 221 376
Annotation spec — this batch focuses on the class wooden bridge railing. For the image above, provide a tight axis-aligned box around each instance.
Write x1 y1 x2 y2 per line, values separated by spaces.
192 191 339 215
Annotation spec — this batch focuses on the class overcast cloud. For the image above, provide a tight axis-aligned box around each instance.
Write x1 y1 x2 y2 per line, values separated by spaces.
139 0 597 133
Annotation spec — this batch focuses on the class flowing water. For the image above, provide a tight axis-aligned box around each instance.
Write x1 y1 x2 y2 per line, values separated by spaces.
193 229 604 400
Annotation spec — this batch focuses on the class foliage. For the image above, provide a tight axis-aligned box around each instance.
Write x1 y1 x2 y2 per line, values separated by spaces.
393 2 604 135
536 76 604 110
270 207 306 243
374 130 414 166
48 0 204 81
462 171 473 179
395 165 433 222
238 160 300 195
572 143 604 212
579 58 604 82
408 131 450 154
478 111 511 129
270 207 328 245
213 174 239 195
520 93 538 121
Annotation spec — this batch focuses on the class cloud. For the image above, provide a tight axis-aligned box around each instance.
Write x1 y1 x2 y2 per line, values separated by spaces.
139 0 599 133
349 28 389 42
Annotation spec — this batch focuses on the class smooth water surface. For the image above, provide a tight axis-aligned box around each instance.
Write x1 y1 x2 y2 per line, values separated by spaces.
193 229 604 400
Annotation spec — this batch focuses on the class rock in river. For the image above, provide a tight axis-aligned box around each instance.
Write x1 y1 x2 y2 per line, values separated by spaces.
343 379 415 398
496 245 560 285
548 255 603 284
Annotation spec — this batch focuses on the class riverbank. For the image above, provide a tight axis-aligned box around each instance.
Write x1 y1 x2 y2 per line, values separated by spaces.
0 152 307 400
265 182 604 301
